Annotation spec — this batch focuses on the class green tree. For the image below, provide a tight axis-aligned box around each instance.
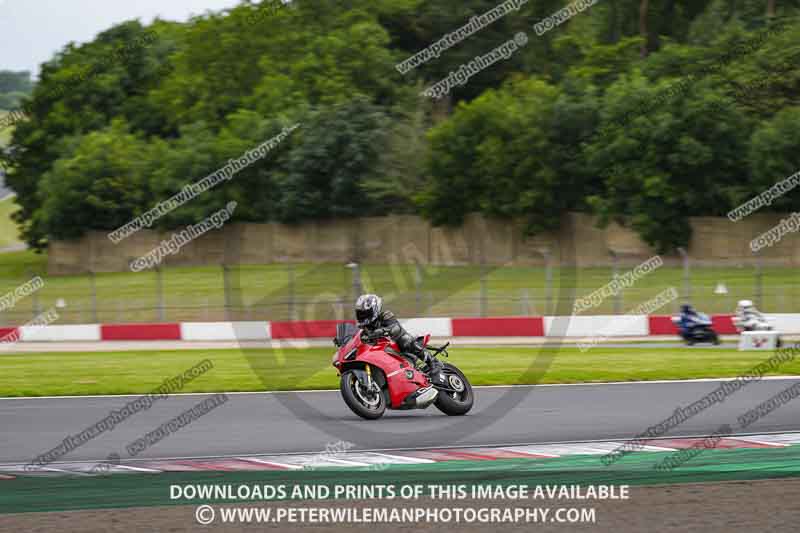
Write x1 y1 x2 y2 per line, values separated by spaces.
586 76 752 252
745 106 800 211
35 119 154 241
422 77 584 235
4 20 175 249
277 97 388 222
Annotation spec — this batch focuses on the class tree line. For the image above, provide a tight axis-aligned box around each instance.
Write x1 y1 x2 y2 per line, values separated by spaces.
2 0 799 253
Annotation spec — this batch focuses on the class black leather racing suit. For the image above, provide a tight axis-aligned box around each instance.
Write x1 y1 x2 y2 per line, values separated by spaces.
362 310 425 362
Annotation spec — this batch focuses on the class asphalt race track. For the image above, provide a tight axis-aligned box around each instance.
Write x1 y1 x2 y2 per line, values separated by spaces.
2 378 800 465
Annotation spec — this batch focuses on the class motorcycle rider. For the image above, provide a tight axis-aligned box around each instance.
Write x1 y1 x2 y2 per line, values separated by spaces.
354 294 442 373
734 299 769 331
678 303 701 341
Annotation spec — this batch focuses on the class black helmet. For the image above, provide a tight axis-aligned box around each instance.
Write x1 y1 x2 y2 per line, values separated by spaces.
355 294 382 327
681 304 692 313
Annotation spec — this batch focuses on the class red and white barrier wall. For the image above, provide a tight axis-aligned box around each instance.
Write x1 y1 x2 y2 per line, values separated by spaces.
3 314 800 342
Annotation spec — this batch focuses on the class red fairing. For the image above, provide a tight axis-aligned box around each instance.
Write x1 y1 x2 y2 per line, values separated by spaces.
334 331 431 409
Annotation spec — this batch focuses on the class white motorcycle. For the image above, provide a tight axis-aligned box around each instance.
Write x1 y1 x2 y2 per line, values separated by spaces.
733 300 782 347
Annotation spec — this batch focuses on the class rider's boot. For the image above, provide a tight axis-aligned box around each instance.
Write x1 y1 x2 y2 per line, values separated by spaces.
422 351 443 378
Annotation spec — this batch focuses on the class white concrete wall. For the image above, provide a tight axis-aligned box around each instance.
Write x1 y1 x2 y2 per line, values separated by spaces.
544 315 649 337
180 321 269 341
19 324 101 342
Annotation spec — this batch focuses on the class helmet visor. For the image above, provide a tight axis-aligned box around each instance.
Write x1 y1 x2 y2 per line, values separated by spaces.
356 308 376 326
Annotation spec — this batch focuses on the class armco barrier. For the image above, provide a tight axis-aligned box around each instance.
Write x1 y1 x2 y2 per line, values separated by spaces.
6 314 800 342
544 315 648 337
100 323 182 341
0 327 19 341
648 315 678 335
270 320 354 339
451 317 544 337
21 324 100 342
180 321 269 341
711 314 737 334
766 314 800 333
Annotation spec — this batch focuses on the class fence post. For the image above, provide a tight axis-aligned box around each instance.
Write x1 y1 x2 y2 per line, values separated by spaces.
754 254 763 309
415 262 423 316
521 288 531 316
677 247 691 303
88 270 98 323
222 264 232 321
610 251 621 314
26 269 41 318
479 262 488 317
347 262 362 302
287 264 296 321
541 248 552 315
155 266 165 322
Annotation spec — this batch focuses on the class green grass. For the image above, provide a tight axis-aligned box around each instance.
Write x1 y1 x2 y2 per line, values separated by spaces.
2 346 798 397
0 195 23 249
0 110 12 145
1 248 800 324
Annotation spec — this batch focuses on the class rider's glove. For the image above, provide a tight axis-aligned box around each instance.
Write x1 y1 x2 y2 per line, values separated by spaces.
362 328 387 342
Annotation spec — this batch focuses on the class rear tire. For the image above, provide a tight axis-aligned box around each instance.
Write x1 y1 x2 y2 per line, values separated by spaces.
434 363 473 416
340 370 386 420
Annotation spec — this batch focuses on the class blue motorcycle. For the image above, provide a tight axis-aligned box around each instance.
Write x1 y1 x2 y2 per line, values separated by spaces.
671 305 720 346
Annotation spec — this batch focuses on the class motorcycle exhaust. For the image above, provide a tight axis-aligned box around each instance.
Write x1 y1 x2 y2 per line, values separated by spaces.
415 386 439 408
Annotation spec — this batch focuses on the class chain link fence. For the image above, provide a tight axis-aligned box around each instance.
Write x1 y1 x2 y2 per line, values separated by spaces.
0 261 799 326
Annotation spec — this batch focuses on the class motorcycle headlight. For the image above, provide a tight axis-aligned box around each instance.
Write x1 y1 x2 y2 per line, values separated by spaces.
345 348 357 361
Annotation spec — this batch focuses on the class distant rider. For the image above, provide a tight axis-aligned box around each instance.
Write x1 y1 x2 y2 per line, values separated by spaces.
734 299 768 331
678 304 701 341
354 294 441 373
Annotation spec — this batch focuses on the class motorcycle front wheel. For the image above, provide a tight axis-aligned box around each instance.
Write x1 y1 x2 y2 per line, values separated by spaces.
434 363 474 416
340 370 386 420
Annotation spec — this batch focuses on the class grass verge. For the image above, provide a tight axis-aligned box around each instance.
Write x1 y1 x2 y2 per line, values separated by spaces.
0 195 23 249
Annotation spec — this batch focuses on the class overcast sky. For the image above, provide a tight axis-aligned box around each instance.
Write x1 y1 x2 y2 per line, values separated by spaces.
0 0 243 77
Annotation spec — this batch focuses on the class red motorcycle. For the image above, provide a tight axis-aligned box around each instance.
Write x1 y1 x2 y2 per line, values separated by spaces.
332 323 474 420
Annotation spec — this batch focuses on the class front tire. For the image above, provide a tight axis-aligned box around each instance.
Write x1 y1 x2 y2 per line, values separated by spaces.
434 363 473 416
340 370 386 420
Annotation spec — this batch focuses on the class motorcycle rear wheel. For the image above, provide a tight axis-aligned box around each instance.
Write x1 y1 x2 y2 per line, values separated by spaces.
340 370 386 420
434 363 474 416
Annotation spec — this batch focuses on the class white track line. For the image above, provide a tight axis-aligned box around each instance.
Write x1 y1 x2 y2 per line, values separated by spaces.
112 464 162 473
732 437 790 447
240 457 302 470
367 452 436 464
